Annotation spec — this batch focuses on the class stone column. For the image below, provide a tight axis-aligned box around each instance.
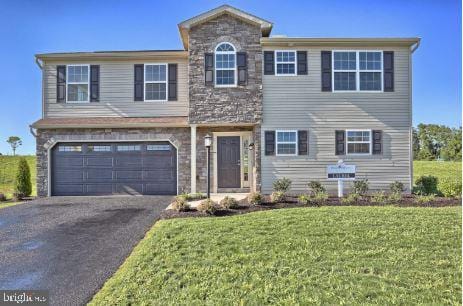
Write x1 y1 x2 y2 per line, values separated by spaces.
190 125 197 193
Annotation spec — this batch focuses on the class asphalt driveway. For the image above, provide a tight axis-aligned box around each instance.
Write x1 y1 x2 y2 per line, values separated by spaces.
0 196 171 305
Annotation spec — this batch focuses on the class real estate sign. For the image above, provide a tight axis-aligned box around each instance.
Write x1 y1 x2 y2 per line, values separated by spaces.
327 161 356 197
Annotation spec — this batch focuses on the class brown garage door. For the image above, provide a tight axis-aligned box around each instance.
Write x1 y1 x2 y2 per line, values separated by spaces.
51 142 177 196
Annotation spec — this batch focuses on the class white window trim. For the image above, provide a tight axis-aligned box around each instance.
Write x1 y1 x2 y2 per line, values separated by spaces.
144 63 168 102
275 50 297 76
214 42 237 88
66 64 90 103
332 50 383 92
276 130 298 156
346 129 372 155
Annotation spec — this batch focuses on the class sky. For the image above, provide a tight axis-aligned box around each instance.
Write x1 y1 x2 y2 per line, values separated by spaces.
0 0 460 155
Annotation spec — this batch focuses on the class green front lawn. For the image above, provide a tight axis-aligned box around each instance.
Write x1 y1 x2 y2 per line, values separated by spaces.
90 206 461 305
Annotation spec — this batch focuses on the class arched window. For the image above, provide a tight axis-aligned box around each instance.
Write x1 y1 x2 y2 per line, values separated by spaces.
215 42 236 86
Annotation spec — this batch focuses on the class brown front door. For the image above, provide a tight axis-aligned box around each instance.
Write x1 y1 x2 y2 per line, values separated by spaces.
217 136 241 188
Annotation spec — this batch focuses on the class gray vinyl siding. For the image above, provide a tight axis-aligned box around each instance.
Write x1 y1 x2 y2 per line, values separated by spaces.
261 46 412 194
42 59 188 118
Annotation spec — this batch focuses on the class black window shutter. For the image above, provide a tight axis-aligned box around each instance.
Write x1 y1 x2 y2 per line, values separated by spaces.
263 51 275 75
335 130 345 155
56 65 66 103
298 130 309 155
134 64 144 101
168 64 177 101
237 52 247 85
372 130 383 154
383 51 394 92
321 51 332 92
297 51 308 75
265 131 276 156
90 65 100 102
205 53 214 86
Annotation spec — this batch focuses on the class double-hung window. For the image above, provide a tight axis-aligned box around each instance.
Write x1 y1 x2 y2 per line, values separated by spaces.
346 130 371 154
67 65 89 102
276 131 297 155
333 51 383 92
215 42 236 86
145 64 167 101
275 51 296 75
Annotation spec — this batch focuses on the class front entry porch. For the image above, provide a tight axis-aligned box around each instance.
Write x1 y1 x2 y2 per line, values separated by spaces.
190 125 257 194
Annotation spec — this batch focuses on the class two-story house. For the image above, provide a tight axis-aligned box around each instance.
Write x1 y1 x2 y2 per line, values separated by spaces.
31 5 420 197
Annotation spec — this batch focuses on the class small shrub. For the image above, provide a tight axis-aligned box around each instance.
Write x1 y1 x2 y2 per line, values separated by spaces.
220 196 239 209
298 194 310 205
439 178 462 198
389 181 405 194
352 179 369 195
273 178 292 193
14 157 32 197
197 199 219 215
308 181 326 195
414 194 436 206
310 191 329 206
414 175 438 195
271 191 286 203
187 193 207 201
387 192 402 204
171 196 190 212
0 193 5 202
340 193 361 205
248 192 263 205
371 191 388 205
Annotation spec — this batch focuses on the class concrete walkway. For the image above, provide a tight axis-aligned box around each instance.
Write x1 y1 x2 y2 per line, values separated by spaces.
167 193 249 209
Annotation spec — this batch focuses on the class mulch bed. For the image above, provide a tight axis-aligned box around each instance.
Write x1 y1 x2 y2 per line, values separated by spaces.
161 195 461 220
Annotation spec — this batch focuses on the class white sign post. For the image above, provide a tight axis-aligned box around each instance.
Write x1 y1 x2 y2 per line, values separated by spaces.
327 160 356 197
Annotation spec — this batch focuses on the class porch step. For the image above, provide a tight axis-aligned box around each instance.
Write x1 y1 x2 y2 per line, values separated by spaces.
217 188 250 193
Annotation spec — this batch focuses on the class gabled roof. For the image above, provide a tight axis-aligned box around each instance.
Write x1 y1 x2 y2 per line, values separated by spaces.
178 5 273 49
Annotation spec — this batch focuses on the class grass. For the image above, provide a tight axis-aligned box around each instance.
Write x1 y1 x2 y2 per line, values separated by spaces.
90 206 461 305
0 155 36 198
414 161 462 183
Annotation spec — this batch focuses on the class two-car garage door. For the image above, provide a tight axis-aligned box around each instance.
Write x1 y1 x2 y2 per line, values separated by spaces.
51 142 177 196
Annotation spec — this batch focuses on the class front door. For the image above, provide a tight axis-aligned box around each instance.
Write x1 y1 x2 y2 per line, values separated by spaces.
217 136 241 188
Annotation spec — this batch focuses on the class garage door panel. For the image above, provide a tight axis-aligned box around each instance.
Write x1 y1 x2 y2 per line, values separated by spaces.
115 156 142 167
54 170 84 182
52 141 177 196
54 157 84 167
115 183 144 194
86 169 113 180
86 157 113 167
54 184 85 196
144 170 175 180
86 184 113 195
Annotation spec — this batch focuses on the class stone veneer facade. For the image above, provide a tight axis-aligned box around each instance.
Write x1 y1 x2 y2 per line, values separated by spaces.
188 14 263 124
36 128 191 197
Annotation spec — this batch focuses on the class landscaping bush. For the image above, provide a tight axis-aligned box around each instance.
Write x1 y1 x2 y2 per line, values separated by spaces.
389 181 405 194
171 196 190 212
14 157 32 199
310 191 329 206
271 191 286 203
439 178 462 198
414 175 438 195
371 191 388 205
415 194 436 206
0 193 5 202
307 181 326 195
298 194 310 205
352 179 369 195
387 192 402 204
220 196 239 209
248 192 263 205
341 193 361 205
273 178 292 193
197 199 219 215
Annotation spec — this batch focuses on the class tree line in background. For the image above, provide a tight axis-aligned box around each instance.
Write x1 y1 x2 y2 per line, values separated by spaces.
413 124 462 161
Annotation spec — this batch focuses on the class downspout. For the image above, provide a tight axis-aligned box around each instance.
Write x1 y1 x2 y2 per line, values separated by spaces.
29 125 37 138
35 57 45 119
408 39 420 192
